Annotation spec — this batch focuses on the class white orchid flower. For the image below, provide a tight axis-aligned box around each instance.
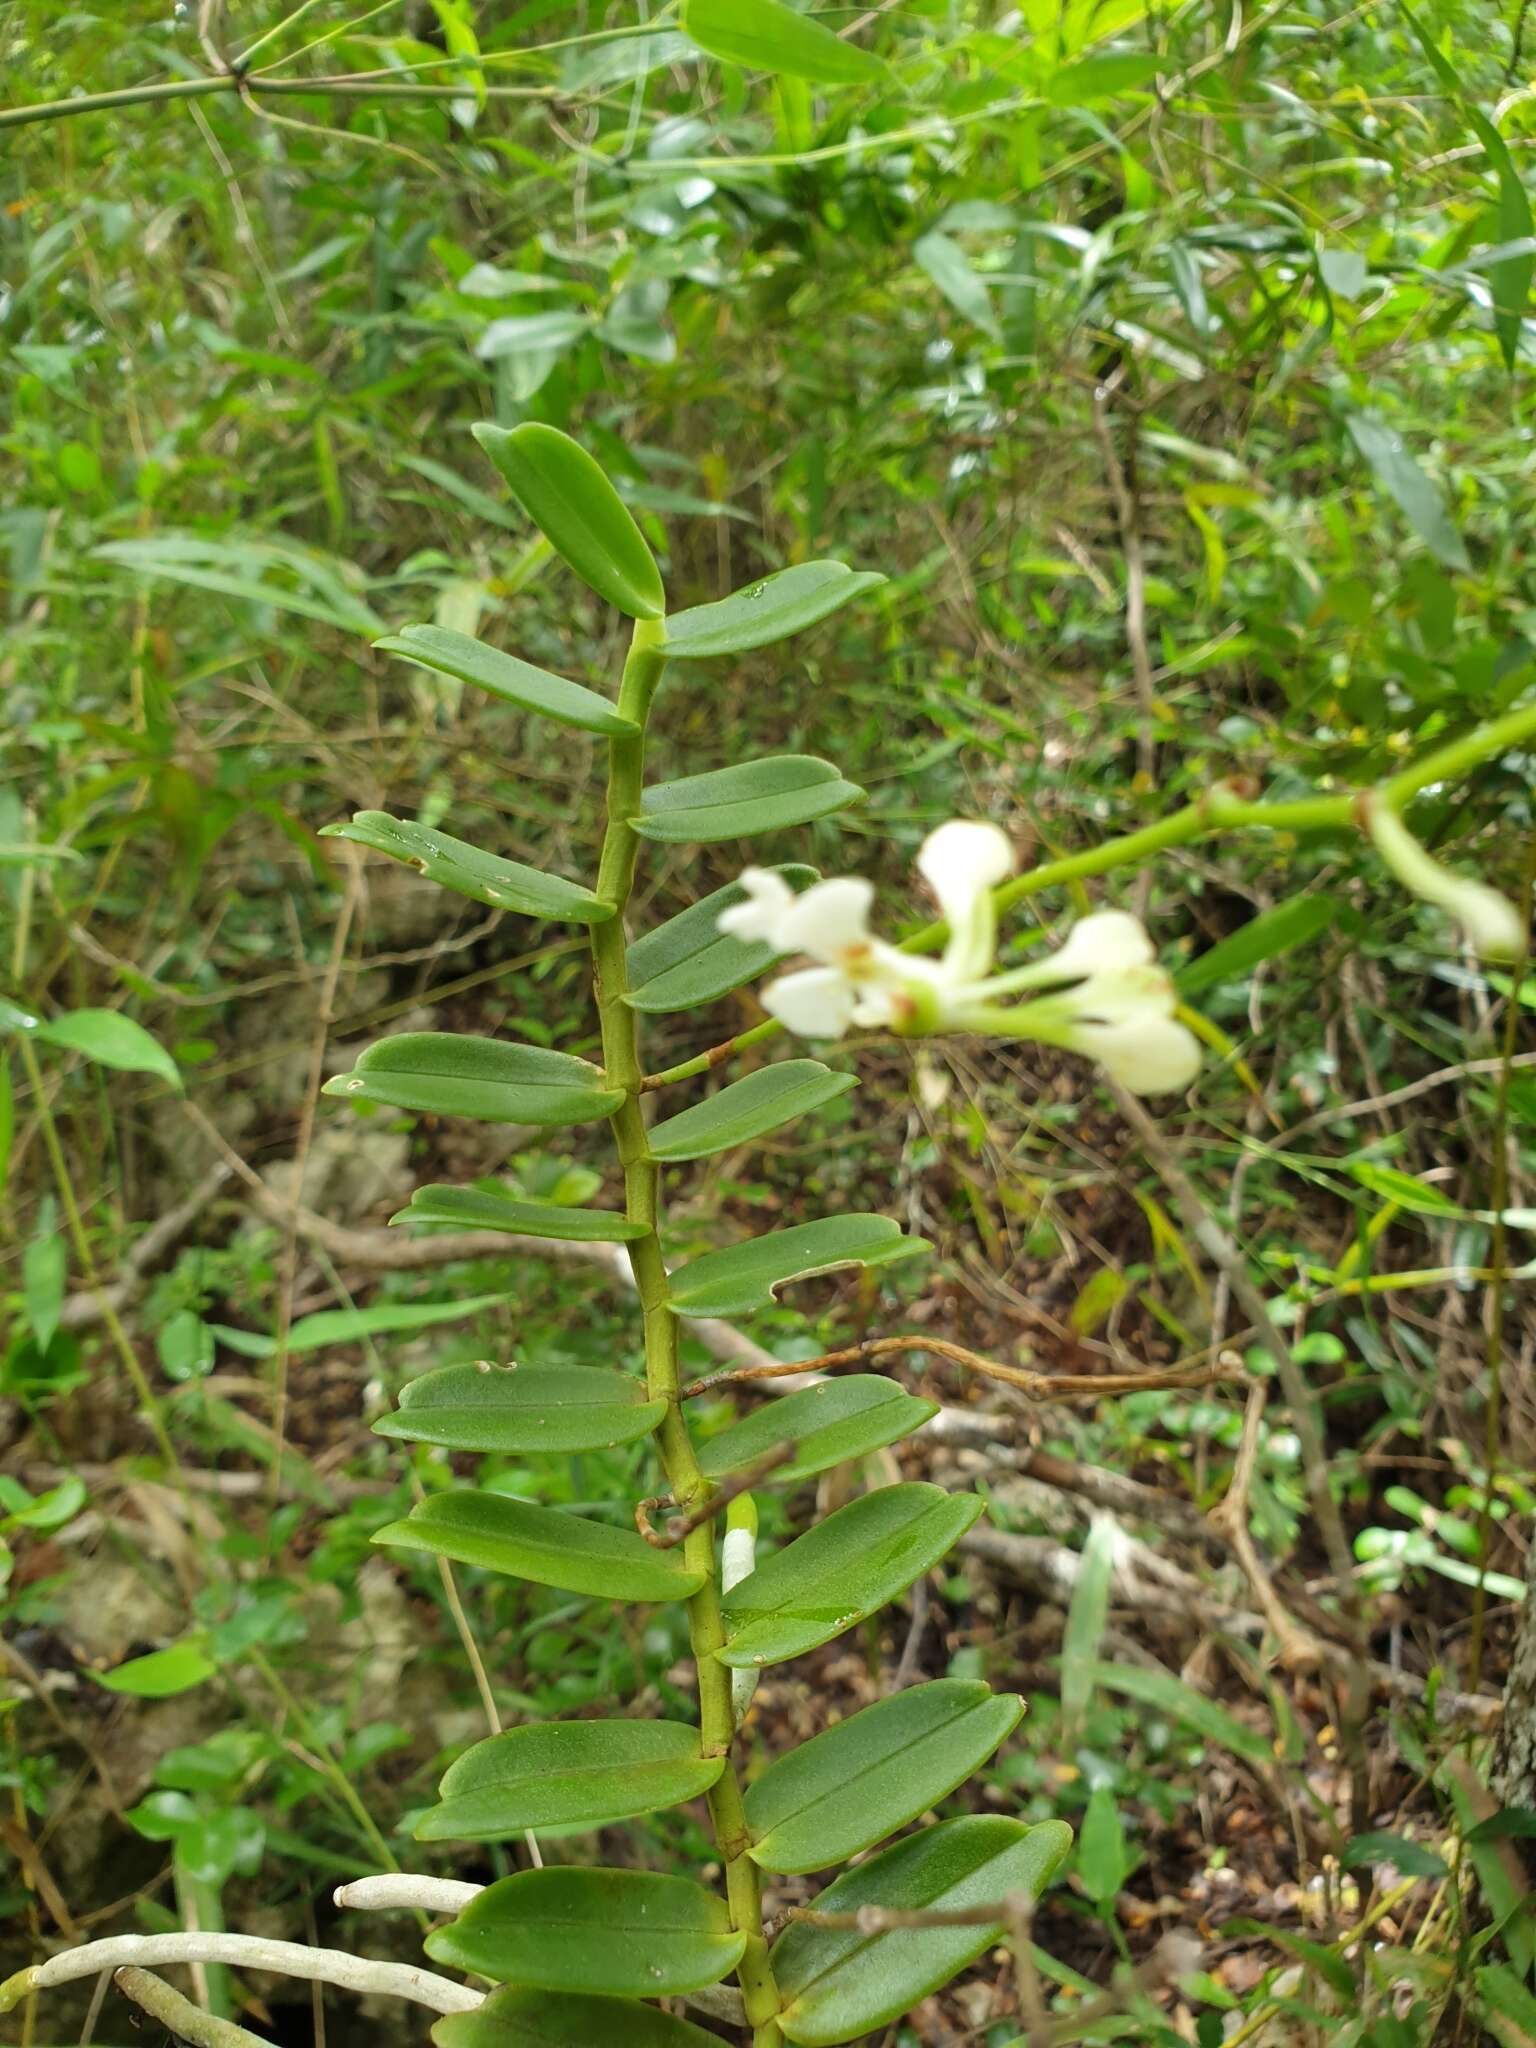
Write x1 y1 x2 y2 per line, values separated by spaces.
1366 802 1525 962
718 821 1202 1095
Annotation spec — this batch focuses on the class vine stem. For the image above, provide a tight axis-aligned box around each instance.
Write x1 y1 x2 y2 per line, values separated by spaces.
589 620 783 2048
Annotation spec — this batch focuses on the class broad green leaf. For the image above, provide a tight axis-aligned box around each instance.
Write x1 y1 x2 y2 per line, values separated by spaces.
1082 1659 1273 1763
22 1225 65 1352
697 1376 937 1487
1060 1519 1115 1733
718 1482 983 1667
435 1988 720 2048
285 1293 513 1356
374 1490 705 1602
35 1009 180 1088
745 1679 1022 1874
0 1474 86 1532
475 310 590 360
426 1868 746 1996
1340 1830 1449 1879
392 1182 645 1240
1177 893 1345 995
668 1215 929 1319
417 1719 723 1840
95 1640 218 1698
913 231 1000 341
473 423 665 619
373 625 637 736
1076 1786 1132 1905
625 866 817 1013
156 1309 216 1382
648 1061 857 1160
1344 411 1470 572
772 1816 1074 2045
322 812 611 923
635 757 863 843
323 1034 622 1126
376 1363 665 1453
683 0 884 82
659 562 886 659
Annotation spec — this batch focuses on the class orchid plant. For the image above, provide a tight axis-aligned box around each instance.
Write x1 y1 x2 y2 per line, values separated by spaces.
6 427 1528 2048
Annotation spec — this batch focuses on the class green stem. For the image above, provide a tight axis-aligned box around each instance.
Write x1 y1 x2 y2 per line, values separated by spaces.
591 623 783 2048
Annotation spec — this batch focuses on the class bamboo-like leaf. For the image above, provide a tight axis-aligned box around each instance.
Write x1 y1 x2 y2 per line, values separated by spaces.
625 867 817 1013
323 812 611 922
417 1719 723 1840
376 1363 665 1454
391 1183 644 1241
473 423 666 619
435 1989 720 2048
374 1491 704 1602
323 1034 622 1126
668 1215 928 1319
648 1061 857 1161
374 624 637 735
635 757 863 844
659 561 886 658
697 1376 936 1486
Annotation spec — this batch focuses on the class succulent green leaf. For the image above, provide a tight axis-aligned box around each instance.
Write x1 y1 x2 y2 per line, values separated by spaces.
718 1482 983 1667
625 866 817 1013
322 812 611 922
682 0 885 84
373 624 639 735
668 1215 928 1319
635 757 862 844
771 1816 1074 2045
374 1491 704 1602
697 1375 937 1487
416 1719 723 1841
392 1182 645 1241
648 1061 857 1161
375 1363 665 1454
662 562 885 657
323 1034 622 1126
434 1988 720 2048
745 1679 1023 1874
425 1868 746 1996
473 423 666 619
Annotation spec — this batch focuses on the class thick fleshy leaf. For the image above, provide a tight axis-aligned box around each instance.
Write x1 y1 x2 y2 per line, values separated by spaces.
373 624 638 735
771 1816 1074 2046
634 757 862 843
667 1216 928 1319
426 1868 746 1996
375 1363 665 1453
625 866 816 1013
660 562 886 657
323 1034 622 1126
744 1680 1023 1874
648 1061 856 1161
373 1491 704 1602
717 1483 984 1668
392 1182 644 1241
416 1719 723 1841
322 812 610 922
435 1988 719 2048
697 1376 937 1486
473 423 666 619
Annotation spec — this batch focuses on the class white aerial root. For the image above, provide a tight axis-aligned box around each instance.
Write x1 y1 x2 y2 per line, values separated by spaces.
334 1875 484 1915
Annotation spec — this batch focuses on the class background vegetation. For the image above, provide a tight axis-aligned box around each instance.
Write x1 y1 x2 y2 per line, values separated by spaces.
2 0 1535 2042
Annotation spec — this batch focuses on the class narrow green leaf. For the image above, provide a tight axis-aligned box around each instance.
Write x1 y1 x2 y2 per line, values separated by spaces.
1340 1831 1449 1878
22 1228 66 1352
746 1680 1023 1874
376 1363 665 1454
1476 1963 1536 2048
1060 1521 1115 1733
392 1183 645 1240
286 1293 513 1355
1076 1786 1132 1905
435 1988 720 2048
668 1215 928 1319
635 757 863 844
374 1490 705 1602
697 1376 937 1487
95 1641 218 1699
659 562 886 659
323 1033 623 1126
416 1719 723 1841
913 231 1000 341
1083 1659 1273 1764
1344 411 1470 572
473 423 665 619
1348 1162 1462 1217
683 0 884 82
323 811 611 922
35 1009 181 1088
1177 894 1344 995
772 1816 1074 2046
625 866 817 1013
425 1868 746 1996
373 625 637 736
1223 1920 1355 2002
649 1061 857 1160
718 1483 984 1668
